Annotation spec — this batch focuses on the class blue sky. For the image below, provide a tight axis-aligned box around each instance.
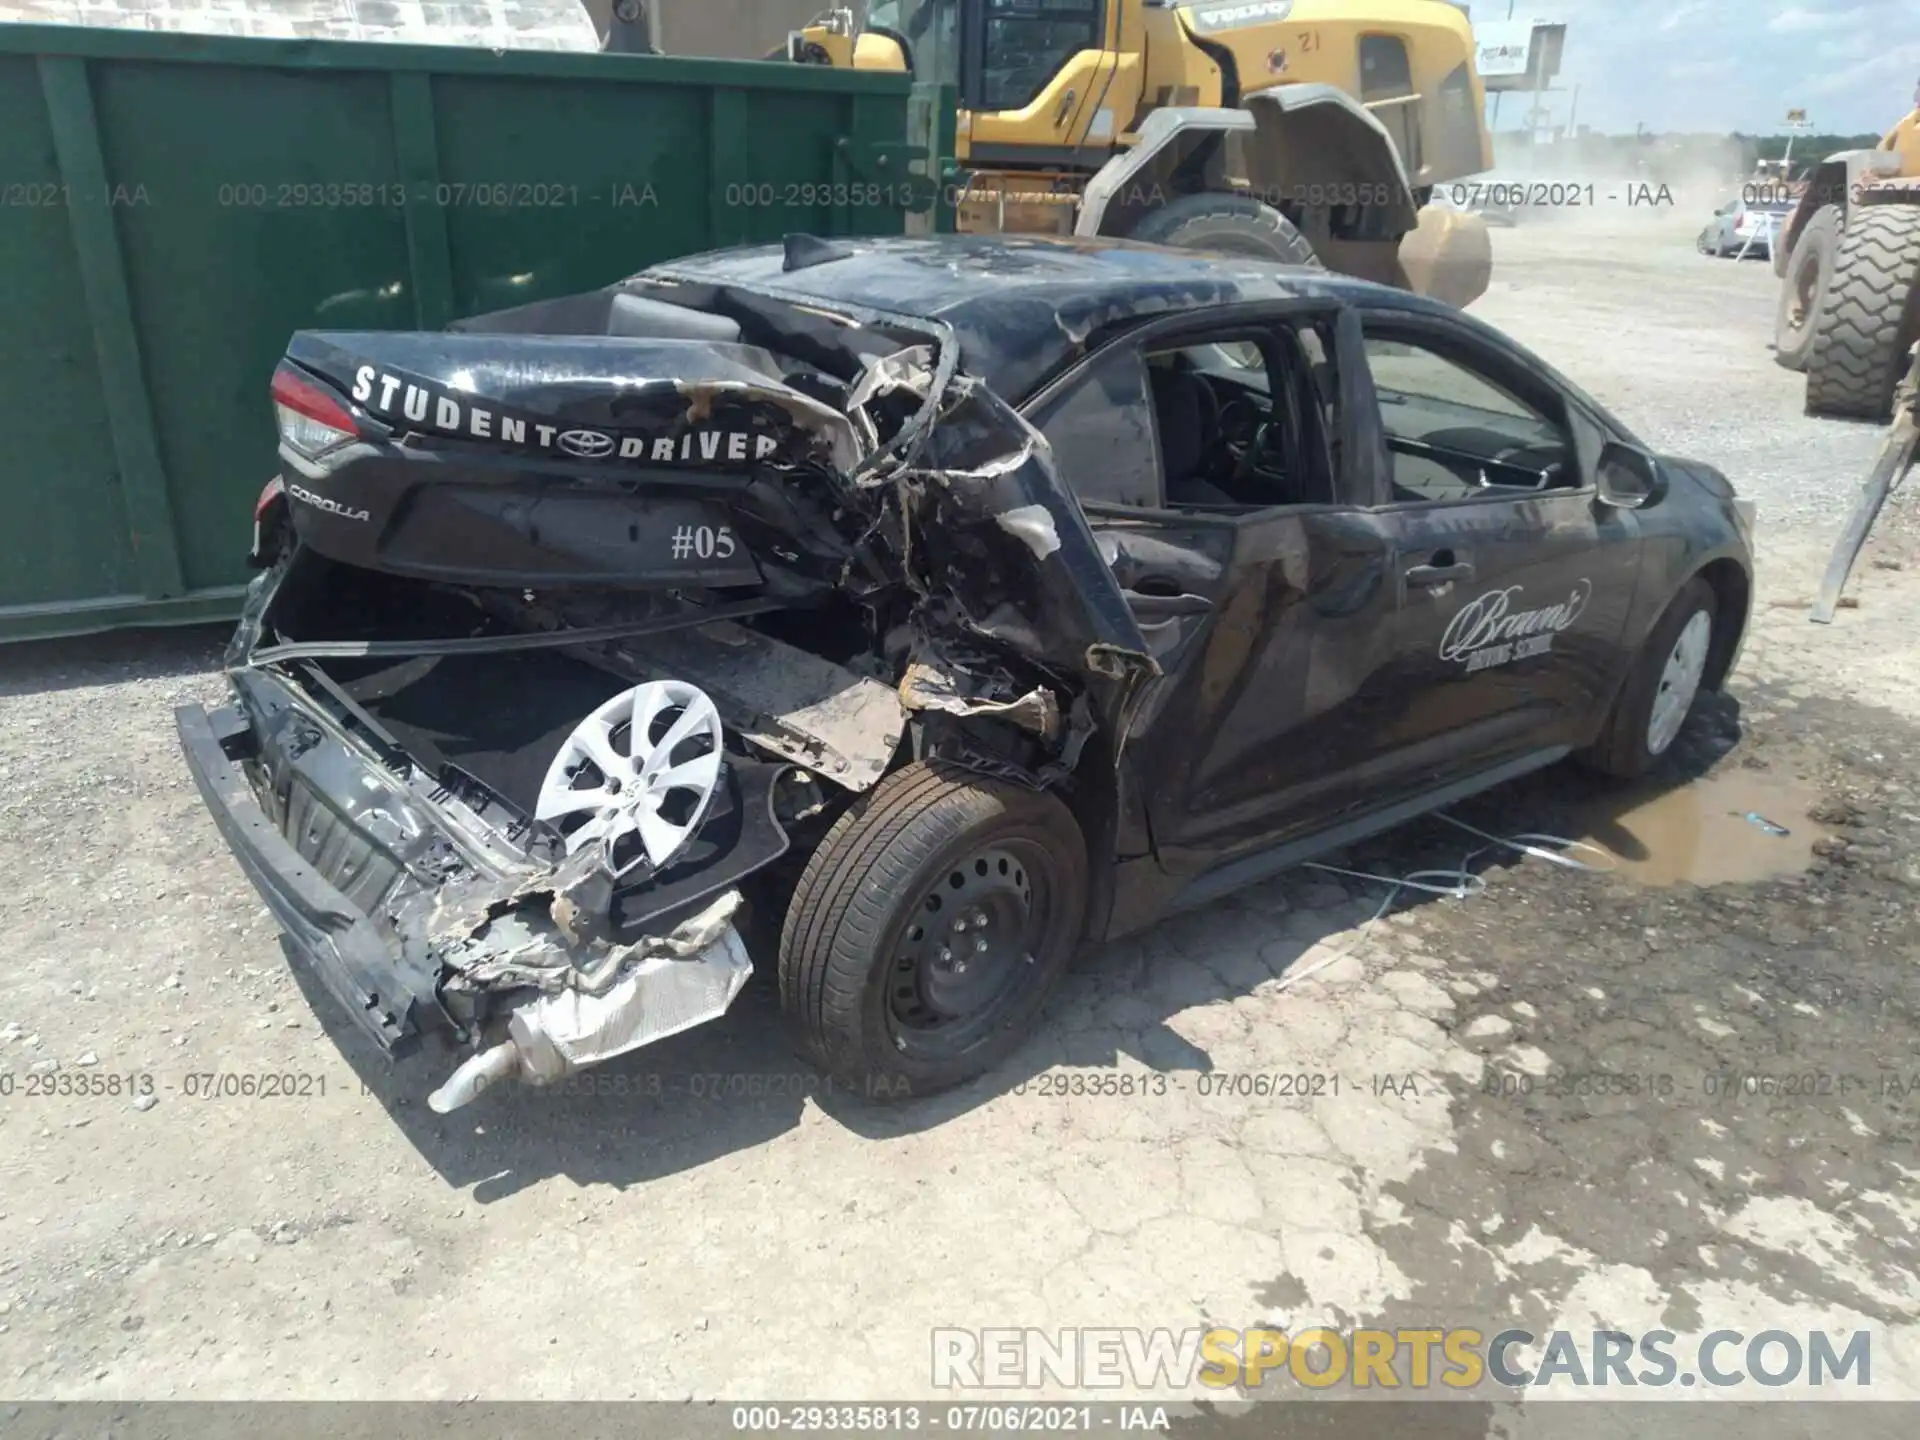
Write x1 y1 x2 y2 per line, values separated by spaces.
1494 1 1920 136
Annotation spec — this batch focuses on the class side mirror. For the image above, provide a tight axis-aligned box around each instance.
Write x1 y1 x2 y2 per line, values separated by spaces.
1596 442 1668 510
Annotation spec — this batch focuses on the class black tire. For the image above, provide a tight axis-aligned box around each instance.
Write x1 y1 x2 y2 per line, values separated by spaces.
1803 204 1920 417
1128 192 1322 268
777 761 1088 1097
1580 579 1718 780
1774 205 1841 372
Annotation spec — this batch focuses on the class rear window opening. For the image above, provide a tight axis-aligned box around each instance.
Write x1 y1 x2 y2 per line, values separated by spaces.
445 273 926 416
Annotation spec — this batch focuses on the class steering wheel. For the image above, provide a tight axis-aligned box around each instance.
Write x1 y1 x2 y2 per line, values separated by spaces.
1217 395 1262 458
1231 430 1261 488
1231 414 1284 489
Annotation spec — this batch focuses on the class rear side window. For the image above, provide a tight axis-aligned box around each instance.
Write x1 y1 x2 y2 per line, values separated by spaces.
1026 346 1161 508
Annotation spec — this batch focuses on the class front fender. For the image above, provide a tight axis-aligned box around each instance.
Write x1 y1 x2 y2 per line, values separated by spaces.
1242 84 1420 235
1075 88 1421 243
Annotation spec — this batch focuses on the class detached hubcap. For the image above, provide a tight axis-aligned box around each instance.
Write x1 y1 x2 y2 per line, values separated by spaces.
892 847 1038 1033
1647 610 1712 755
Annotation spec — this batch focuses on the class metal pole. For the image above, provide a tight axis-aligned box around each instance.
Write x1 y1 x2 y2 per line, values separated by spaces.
1489 0 1515 136
1811 349 1920 623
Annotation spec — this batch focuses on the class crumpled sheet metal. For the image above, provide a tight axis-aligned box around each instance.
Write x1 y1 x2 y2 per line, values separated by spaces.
897 659 1062 740
507 891 753 1081
898 373 1156 690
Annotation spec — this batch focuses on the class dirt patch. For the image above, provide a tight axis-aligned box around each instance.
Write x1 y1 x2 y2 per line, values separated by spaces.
1340 679 1920 1347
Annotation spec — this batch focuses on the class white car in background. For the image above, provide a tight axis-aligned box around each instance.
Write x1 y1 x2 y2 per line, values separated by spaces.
1697 196 1791 258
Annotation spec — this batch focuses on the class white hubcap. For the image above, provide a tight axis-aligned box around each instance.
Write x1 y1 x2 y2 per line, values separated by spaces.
1646 610 1711 756
535 680 724 876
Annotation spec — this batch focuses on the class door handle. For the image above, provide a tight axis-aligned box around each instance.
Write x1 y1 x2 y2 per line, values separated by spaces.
1121 584 1212 620
1053 87 1079 129
1405 557 1475 587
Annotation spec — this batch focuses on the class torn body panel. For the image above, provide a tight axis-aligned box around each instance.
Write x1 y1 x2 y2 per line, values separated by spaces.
184 245 1169 1106
892 372 1159 741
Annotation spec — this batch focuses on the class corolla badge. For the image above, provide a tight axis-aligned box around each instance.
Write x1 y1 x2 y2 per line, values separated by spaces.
557 428 616 459
286 482 371 523
1440 578 1592 674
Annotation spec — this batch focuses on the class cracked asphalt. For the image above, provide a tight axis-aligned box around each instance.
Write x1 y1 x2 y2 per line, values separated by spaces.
2 201 1917 1416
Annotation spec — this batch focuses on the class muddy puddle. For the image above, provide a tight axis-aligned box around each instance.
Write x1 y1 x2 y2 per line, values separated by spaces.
1579 764 1829 887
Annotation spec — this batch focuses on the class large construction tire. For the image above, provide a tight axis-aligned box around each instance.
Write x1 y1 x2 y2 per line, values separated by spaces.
1804 204 1920 419
1129 193 1322 268
1772 204 1841 372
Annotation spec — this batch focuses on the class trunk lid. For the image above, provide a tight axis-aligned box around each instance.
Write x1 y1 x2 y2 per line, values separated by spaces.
276 328 861 590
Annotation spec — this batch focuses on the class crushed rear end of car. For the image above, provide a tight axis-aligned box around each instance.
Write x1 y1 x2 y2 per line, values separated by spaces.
177 249 1157 1111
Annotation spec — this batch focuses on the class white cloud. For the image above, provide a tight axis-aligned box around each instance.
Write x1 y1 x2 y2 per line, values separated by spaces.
1766 6 1865 32
1658 2 1707 30
1666 57 1737 80
1492 0 1916 134
1802 39 1920 102
1814 33 1876 61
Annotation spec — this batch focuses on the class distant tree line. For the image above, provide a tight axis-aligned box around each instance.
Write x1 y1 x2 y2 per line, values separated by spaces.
1742 133 1885 162
1491 128 1887 183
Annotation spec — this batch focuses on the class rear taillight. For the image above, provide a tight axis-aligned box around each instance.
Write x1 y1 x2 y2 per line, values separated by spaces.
250 476 287 567
272 364 359 458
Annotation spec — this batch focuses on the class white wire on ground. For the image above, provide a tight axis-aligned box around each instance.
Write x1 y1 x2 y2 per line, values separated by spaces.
1269 811 1618 993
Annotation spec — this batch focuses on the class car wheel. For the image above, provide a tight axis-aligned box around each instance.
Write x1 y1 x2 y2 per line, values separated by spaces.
777 761 1088 1097
1127 193 1322 267
1773 204 1842 372
1580 579 1718 780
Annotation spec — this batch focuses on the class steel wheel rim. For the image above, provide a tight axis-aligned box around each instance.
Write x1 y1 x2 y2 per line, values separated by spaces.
1647 610 1712 756
887 841 1051 1054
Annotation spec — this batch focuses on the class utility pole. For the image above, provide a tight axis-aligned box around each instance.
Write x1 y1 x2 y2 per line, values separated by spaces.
1782 109 1809 176
1490 0 1516 132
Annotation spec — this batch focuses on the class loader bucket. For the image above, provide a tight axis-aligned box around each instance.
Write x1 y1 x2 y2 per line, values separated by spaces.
1399 206 1493 310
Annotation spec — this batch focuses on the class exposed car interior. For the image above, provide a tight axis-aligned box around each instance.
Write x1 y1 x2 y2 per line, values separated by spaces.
1144 321 1339 511
1362 332 1578 503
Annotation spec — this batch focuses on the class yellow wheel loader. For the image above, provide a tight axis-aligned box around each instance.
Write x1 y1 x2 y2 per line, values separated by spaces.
1774 95 1920 421
785 0 1497 308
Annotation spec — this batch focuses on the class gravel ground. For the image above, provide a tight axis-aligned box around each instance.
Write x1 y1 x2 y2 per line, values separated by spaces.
1 201 1917 1418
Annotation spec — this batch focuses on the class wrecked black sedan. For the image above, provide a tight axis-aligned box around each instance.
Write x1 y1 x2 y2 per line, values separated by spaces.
177 233 1754 1110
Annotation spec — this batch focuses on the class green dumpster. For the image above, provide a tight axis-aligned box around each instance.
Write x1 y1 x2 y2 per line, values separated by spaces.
0 23 921 642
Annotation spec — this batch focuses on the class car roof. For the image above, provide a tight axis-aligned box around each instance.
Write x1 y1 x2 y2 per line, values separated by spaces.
647 232 1426 402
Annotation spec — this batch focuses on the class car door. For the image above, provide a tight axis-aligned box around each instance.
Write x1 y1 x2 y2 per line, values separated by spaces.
1353 310 1643 783
1025 301 1413 881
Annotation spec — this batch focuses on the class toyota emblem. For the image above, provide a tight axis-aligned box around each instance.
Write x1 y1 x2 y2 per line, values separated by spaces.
557 428 615 459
